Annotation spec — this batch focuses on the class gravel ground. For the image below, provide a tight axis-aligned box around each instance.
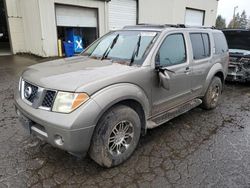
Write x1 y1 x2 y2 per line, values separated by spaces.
0 55 250 188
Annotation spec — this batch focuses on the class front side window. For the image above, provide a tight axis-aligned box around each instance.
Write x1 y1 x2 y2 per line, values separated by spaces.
156 34 187 67
83 31 158 65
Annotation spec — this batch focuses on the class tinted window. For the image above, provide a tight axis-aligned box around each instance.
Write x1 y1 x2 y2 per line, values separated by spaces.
157 34 186 67
190 33 210 60
202 34 210 57
213 33 228 54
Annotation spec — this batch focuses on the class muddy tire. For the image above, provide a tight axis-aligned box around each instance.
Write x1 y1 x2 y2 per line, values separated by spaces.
89 105 141 168
202 76 222 110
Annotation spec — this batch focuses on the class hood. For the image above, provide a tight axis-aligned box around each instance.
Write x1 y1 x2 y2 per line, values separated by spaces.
22 56 137 92
223 29 250 51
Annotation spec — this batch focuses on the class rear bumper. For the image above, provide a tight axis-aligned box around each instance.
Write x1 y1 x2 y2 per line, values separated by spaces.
15 93 101 156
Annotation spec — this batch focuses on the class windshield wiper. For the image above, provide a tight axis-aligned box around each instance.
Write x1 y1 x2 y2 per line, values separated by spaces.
101 34 119 60
130 35 142 65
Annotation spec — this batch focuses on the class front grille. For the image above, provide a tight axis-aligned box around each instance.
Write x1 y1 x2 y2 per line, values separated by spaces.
229 57 240 62
24 82 38 103
41 90 56 108
21 79 57 111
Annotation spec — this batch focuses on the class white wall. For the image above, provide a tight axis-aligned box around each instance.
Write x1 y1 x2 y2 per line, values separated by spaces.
20 0 44 56
138 0 175 25
139 0 218 27
5 0 25 53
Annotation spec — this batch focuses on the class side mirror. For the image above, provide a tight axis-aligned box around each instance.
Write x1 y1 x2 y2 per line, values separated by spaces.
158 70 170 90
155 53 174 90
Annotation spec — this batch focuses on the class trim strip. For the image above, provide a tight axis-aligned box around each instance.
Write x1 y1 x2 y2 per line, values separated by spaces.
31 126 48 138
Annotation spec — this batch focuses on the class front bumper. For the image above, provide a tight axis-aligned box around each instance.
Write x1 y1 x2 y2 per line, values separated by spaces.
226 64 250 82
15 93 102 156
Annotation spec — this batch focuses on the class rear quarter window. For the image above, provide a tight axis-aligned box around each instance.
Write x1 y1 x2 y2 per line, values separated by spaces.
213 33 228 54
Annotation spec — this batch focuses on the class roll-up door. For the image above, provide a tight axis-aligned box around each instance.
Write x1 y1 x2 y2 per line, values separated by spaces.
109 0 137 30
55 5 97 28
185 8 205 26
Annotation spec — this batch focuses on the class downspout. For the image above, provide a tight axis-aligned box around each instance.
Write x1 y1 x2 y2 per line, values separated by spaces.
104 0 109 33
37 0 47 57
136 0 139 24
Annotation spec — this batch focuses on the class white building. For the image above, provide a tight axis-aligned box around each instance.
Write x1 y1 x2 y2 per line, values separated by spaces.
0 0 218 57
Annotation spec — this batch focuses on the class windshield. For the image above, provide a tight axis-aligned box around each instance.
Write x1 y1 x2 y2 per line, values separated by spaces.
82 30 158 65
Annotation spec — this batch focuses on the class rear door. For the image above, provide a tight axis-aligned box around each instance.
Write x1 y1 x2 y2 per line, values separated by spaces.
151 32 192 115
189 32 212 97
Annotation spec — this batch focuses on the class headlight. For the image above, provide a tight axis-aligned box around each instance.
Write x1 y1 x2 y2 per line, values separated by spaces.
52 92 89 113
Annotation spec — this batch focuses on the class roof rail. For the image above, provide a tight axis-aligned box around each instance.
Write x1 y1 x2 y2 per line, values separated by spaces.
123 24 166 29
123 24 216 30
176 24 216 29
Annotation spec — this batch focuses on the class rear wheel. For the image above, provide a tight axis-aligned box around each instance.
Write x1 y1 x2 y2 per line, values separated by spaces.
202 76 222 110
89 105 141 167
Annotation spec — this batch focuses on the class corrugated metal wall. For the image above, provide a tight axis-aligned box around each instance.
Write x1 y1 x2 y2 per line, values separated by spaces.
108 0 137 30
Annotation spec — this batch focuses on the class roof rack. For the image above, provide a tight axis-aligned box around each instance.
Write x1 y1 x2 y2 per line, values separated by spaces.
123 24 216 30
180 25 216 29
123 24 166 29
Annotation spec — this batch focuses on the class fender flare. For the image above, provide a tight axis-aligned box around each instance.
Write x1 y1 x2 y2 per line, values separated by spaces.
91 83 150 125
202 63 225 95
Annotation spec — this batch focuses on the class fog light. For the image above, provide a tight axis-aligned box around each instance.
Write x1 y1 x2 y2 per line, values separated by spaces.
54 135 64 146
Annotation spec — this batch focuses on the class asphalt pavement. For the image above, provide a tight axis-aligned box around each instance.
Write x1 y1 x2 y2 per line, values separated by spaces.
0 55 249 188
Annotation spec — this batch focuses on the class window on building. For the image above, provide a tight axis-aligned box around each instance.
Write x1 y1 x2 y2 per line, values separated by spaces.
190 33 210 60
157 34 186 67
213 33 228 54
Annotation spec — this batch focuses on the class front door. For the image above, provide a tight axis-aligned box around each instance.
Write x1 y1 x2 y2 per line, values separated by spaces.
151 33 192 116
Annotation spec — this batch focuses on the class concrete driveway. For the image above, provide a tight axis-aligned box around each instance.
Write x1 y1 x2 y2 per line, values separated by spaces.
0 55 250 188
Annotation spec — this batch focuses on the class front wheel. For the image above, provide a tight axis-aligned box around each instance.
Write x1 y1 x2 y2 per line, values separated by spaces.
89 105 141 167
202 76 222 110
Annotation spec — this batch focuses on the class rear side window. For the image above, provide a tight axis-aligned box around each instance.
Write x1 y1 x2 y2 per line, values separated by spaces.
202 34 210 57
213 33 228 54
190 33 211 60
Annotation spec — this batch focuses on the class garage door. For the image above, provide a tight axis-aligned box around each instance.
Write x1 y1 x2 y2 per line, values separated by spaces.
185 8 204 26
109 0 137 30
55 5 97 27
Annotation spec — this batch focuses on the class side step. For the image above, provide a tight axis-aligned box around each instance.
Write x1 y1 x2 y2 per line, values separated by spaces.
147 98 202 129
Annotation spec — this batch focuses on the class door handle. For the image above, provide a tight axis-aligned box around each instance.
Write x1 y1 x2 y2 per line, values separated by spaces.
184 67 190 74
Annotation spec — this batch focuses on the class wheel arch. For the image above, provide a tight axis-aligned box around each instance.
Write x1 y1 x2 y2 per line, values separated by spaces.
203 63 226 95
91 83 150 135
214 71 225 84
